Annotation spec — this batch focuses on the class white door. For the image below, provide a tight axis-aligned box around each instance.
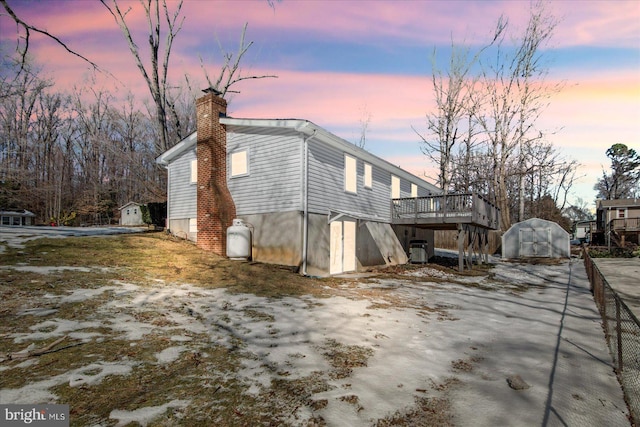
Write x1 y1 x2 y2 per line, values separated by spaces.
330 221 343 275
519 227 551 257
343 221 356 272
330 220 356 274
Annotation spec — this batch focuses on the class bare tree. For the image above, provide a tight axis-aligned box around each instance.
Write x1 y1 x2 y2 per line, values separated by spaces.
200 22 278 98
100 0 184 154
418 26 504 196
101 1 276 153
472 1 562 230
355 103 371 149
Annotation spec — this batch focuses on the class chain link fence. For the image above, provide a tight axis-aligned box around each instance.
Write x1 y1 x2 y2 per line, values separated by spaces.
584 251 639 426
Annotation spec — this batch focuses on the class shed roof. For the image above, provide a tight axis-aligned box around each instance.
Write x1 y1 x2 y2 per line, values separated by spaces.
119 202 142 211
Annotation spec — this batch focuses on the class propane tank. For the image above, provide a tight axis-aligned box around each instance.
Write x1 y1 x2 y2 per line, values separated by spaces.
227 219 251 260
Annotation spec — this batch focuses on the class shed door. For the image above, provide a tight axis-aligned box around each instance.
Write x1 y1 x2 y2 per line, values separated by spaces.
330 220 356 274
519 227 551 257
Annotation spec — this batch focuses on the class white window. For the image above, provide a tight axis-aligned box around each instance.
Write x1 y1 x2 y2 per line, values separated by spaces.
189 218 197 233
231 150 248 177
344 154 357 194
391 175 400 199
190 159 197 184
411 183 418 198
364 163 372 189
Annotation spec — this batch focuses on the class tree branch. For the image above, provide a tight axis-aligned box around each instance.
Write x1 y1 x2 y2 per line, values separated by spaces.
1 0 101 74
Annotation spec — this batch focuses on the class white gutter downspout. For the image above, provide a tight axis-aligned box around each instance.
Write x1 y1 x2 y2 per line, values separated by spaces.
301 129 317 276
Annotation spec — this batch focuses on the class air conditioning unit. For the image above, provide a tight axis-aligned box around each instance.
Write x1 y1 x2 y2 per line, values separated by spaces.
409 240 428 264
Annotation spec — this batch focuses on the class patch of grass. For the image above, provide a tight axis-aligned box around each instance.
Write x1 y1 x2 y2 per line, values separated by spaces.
54 343 243 426
319 338 374 380
375 396 454 426
4 233 332 297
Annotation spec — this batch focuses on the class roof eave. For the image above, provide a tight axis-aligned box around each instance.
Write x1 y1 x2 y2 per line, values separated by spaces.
156 131 197 166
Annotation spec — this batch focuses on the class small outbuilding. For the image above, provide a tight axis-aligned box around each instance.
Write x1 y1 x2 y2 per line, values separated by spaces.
119 202 145 226
0 209 36 226
502 218 570 259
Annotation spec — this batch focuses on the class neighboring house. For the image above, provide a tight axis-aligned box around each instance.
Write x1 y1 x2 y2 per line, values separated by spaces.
119 202 145 226
572 220 594 243
156 89 442 276
0 209 36 226
595 198 640 246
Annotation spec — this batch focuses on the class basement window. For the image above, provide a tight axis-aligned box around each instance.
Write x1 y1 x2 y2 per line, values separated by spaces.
231 150 248 177
344 154 357 194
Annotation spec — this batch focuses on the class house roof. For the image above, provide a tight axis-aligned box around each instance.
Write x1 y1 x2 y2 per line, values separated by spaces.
0 209 36 217
596 198 640 209
156 131 197 166
156 117 441 194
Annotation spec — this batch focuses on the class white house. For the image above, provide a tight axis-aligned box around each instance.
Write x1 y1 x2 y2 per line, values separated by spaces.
0 209 36 226
156 89 441 276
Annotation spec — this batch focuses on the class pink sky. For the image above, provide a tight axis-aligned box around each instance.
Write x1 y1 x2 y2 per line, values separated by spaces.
1 0 639 208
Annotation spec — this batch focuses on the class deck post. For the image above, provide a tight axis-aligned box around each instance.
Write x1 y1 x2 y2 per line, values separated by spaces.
457 223 464 272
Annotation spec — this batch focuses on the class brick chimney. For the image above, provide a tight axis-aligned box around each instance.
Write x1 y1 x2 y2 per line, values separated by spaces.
196 88 236 255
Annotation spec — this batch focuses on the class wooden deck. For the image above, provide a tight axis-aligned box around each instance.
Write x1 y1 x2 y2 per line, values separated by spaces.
611 218 640 232
391 193 501 230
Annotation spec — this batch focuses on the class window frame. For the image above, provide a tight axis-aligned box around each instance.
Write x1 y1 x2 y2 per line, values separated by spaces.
190 159 197 184
391 175 400 199
230 150 249 178
344 154 358 194
364 163 373 189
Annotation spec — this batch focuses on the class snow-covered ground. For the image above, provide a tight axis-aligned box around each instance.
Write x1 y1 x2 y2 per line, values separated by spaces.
0 228 631 426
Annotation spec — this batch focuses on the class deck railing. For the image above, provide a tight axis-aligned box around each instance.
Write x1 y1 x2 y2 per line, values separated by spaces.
391 193 500 230
610 217 640 232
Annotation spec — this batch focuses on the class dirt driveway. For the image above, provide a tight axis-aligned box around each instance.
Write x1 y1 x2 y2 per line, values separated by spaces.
0 230 631 426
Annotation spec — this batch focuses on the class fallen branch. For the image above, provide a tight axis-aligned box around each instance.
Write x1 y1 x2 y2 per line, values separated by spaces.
1 335 75 362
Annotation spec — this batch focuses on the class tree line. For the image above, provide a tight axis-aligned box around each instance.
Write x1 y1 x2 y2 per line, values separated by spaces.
0 0 274 225
0 59 184 225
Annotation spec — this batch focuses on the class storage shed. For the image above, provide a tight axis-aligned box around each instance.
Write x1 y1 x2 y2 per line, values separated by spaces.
119 202 145 226
502 218 570 259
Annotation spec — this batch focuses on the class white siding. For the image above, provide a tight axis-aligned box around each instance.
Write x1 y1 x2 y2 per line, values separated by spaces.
226 128 302 215
167 148 197 220
308 140 395 219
